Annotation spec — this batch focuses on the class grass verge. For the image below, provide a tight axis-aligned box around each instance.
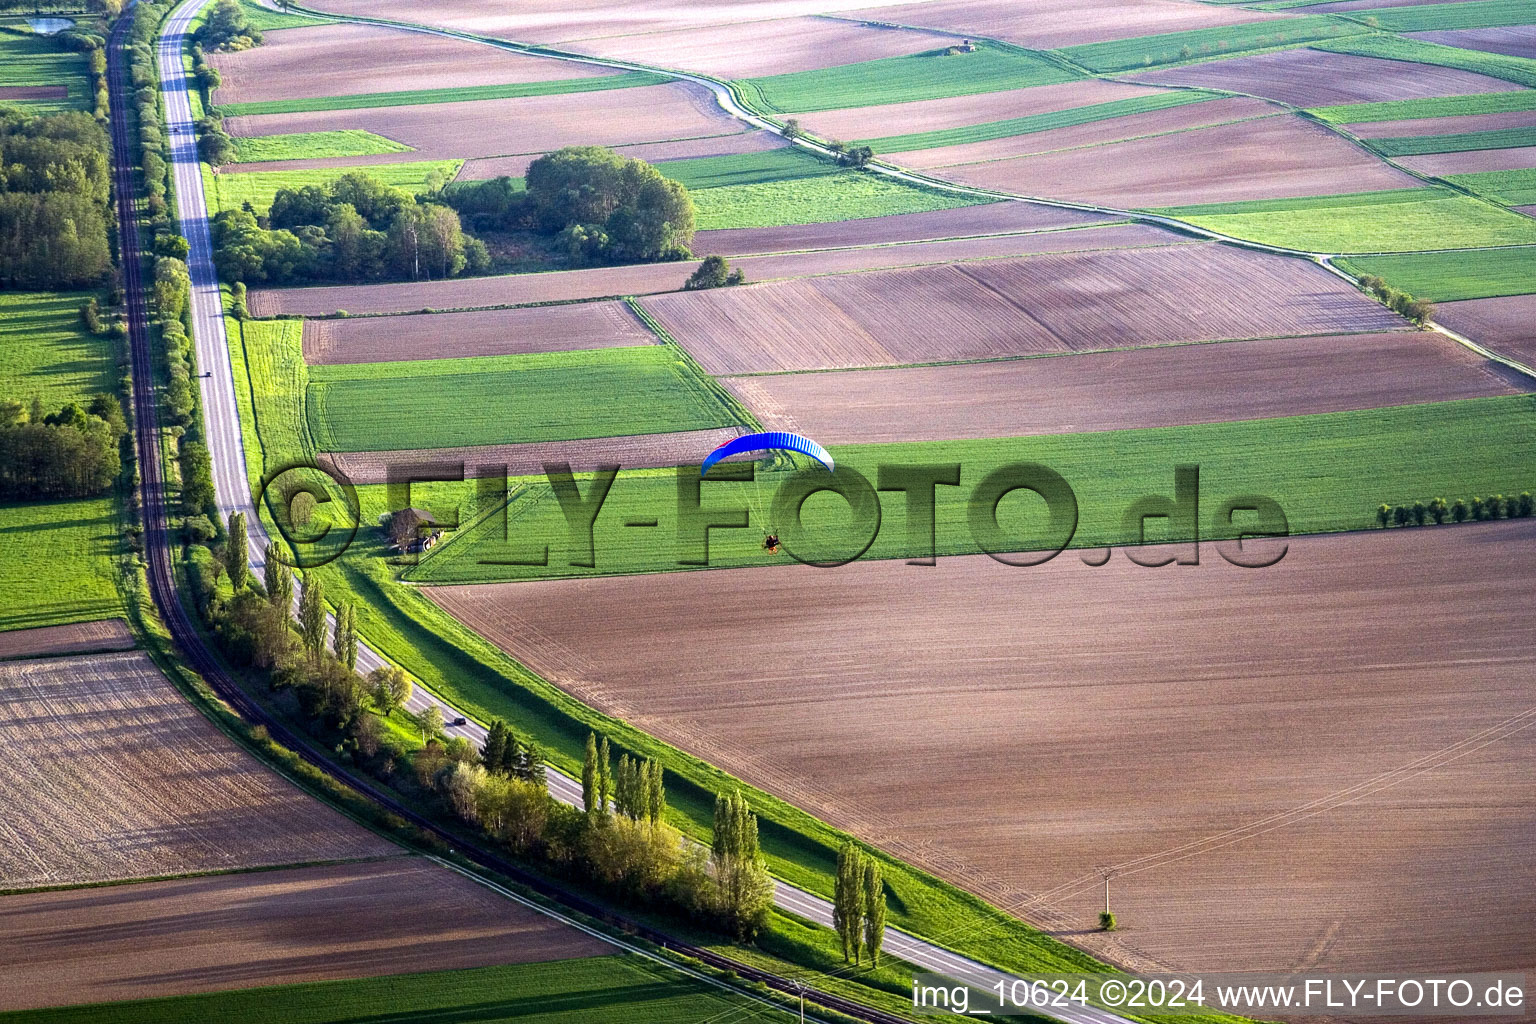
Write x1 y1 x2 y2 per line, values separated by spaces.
229 128 412 163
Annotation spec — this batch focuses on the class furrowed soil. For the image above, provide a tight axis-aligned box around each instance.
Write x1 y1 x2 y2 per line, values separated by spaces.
641 242 1404 373
209 23 613 107
1409 26 1536 60
0 619 134 660
1127 48 1527 108
723 331 1520 443
0 858 609 1011
428 521 1536 979
1398 145 1536 176
1436 293 1536 366
1345 109 1536 139
0 652 394 888
302 301 655 364
933 115 1419 208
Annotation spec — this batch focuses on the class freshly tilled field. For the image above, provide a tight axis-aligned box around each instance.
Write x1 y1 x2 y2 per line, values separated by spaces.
0 619 134 660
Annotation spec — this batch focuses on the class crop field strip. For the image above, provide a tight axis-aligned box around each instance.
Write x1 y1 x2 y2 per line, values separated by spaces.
930 113 1419 208
405 394 1536 584
1311 90 1536 124
1397 144 1536 176
1338 247 1536 300
1444 167 1536 204
1369 125 1536 156
0 652 396 888
1154 186 1536 252
203 160 462 216
1313 33 1536 87
303 346 746 453
0 620 134 661
228 129 412 164
1435 293 1536 366
0 859 614 1012
1341 0 1536 33
215 72 670 117
458 130 787 181
0 292 120 411
721 331 1518 444
0 954 791 1023
0 21 91 113
1055 14 1369 72
1344 109 1536 140
1410 25 1536 60
426 521 1536 978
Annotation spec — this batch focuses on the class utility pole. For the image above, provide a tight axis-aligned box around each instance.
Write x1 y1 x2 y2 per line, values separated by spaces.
793 979 806 1024
1098 865 1114 915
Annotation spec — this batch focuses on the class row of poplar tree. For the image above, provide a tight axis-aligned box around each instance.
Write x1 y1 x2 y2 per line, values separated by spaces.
834 842 887 966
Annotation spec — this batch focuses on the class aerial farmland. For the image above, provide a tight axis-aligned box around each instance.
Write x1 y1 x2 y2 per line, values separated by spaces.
2 0 1534 1020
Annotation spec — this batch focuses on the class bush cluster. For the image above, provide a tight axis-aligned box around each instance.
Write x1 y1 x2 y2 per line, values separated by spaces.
194 0 261 51
0 393 126 499
1357 274 1434 324
684 254 746 290
1376 492 1534 527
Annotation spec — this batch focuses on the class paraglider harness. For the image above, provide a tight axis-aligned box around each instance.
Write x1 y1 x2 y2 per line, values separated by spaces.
762 533 780 554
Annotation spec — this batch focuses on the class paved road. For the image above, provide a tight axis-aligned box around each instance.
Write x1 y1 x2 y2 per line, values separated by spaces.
157 3 1145 1020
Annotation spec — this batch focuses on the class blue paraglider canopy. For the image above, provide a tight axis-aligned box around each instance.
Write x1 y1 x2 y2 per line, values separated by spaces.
701 431 833 476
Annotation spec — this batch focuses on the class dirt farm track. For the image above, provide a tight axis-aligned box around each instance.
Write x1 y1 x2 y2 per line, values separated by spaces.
430 522 1536 978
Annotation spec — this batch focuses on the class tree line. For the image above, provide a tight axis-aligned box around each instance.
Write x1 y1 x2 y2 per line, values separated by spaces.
0 392 125 499
0 107 112 288
1377 491 1534 528
212 171 490 284
194 0 260 51
833 842 887 966
1357 274 1434 325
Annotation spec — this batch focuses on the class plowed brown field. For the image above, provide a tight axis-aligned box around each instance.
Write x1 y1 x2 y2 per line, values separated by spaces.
723 331 1517 443
935 115 1418 208
429 521 1536 978
302 301 654 364
1398 145 1536 176
1410 26 1536 60
1346 110 1536 140
0 652 394 888
320 425 745 485
1127 49 1526 108
641 242 1405 373
564 17 956 78
0 86 67 100
0 619 134 660
208 23 611 107
0 858 609 1010
843 0 1278 50
460 131 784 180
889 97 1275 170
1437 294 1536 367
224 84 737 162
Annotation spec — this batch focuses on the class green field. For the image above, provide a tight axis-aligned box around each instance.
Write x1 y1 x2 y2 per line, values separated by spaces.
692 172 995 230
0 292 117 411
1344 0 1536 33
407 394 1536 584
1370 125 1536 157
1314 34 1536 88
229 129 413 163
1155 187 1536 252
1447 167 1536 206
1337 247 1536 300
230 316 311 473
735 41 1080 115
235 0 328 31
853 91 1219 152
657 146 838 189
305 346 744 452
0 498 125 631
202 159 462 215
1057 15 1366 72
0 956 797 1024
216 71 668 117
1309 90 1536 124
0 21 90 113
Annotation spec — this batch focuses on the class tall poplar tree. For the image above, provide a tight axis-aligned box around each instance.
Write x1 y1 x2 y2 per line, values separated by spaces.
225 511 248 591
863 858 886 966
298 574 325 663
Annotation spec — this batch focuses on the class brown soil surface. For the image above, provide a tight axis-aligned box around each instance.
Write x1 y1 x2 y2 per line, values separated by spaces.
224 83 737 163
0 619 134 660
303 301 654 364
460 131 784 180
935 115 1419 208
796 79 1165 147
0 652 394 889
0 85 67 100
208 23 610 107
641 241 1405 373
1346 109 1536 139
1127 48 1526 108
723 331 1519 443
1437 294 1536 368
843 0 1279 51
692 202 1114 256
890 96 1275 170
1409 26 1536 60
0 858 609 1011
565 17 957 78
249 218 1147 316
1398 145 1536 176
321 425 745 485
428 521 1536 978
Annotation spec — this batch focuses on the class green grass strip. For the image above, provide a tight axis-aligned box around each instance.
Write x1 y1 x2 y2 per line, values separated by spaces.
235 0 328 31
203 159 462 215
229 129 413 163
1371 125 1536 156
1057 15 1366 72
1313 34 1536 88
656 147 840 189
1343 0 1536 33
216 70 668 116
1447 167 1536 206
735 41 1080 115
689 172 995 231
0 22 91 113
1337 247 1536 300
1309 90 1536 124
854 91 1219 152
1155 186 1446 217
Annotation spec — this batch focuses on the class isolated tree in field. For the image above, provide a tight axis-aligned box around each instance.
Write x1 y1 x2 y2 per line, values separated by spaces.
1452 498 1469 523
334 601 357 670
583 731 601 816
224 512 249 590
368 664 411 717
1429 498 1448 524
834 841 865 963
711 790 774 940
264 545 293 609
685 254 745 290
298 574 325 662
862 857 886 967
419 703 444 742
781 118 802 140
1376 504 1391 528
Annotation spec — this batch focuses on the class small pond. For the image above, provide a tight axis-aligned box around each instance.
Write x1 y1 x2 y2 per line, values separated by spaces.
26 17 76 35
